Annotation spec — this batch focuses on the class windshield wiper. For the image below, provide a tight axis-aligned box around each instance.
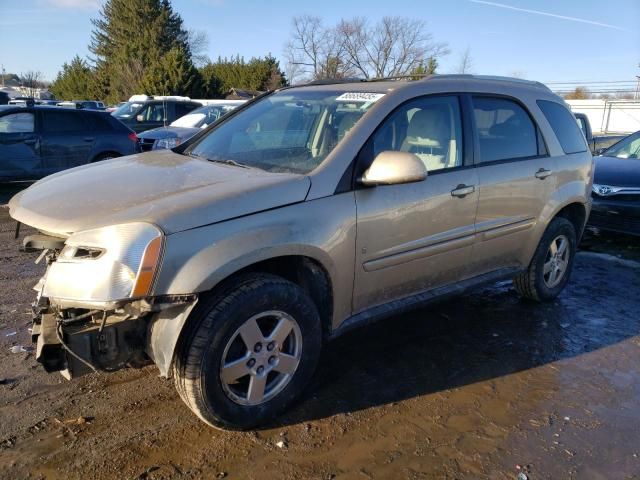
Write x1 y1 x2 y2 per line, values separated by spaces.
208 158 251 169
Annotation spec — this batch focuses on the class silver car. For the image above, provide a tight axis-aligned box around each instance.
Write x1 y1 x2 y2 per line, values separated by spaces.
9 75 593 429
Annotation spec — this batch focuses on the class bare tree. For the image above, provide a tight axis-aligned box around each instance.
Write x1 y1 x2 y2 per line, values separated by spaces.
564 87 591 100
456 48 473 74
285 15 354 83
339 17 448 79
284 15 448 82
20 70 44 98
187 29 210 67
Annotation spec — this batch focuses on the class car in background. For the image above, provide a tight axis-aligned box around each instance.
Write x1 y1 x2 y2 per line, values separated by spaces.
0 106 137 181
136 101 245 151
111 95 202 133
588 130 640 235
57 100 106 110
574 112 627 155
106 102 127 113
0 92 9 105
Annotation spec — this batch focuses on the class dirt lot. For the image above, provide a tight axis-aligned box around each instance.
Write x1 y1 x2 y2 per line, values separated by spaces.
1 193 640 480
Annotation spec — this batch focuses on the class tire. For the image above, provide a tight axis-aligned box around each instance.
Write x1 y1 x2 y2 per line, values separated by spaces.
91 152 120 163
513 217 577 302
172 273 322 430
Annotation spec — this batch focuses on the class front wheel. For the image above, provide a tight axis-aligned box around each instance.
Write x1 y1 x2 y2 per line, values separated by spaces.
513 217 577 301
173 273 322 430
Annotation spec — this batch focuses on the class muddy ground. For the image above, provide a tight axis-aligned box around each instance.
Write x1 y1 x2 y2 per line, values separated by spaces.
1 189 640 479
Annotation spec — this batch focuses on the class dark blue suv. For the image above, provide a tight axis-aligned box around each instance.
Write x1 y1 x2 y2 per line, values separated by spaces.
0 106 137 181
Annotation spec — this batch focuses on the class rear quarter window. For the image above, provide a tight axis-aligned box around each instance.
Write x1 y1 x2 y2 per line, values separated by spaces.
537 100 588 154
87 113 115 132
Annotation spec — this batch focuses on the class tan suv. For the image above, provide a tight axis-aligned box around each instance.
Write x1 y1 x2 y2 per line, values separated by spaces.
9 75 593 429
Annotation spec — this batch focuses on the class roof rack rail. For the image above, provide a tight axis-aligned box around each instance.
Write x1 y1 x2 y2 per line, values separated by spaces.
306 78 366 86
428 74 551 91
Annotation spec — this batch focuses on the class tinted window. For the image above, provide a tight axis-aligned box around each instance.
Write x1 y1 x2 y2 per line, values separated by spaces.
371 95 463 172
0 112 34 133
175 102 200 118
537 100 588 154
472 97 538 162
88 113 114 131
42 111 87 132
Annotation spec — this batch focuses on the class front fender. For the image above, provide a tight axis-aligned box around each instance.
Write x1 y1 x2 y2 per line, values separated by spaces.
148 194 357 375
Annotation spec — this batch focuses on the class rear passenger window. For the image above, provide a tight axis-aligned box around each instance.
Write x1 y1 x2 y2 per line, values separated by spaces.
42 111 87 132
472 97 539 163
537 100 588 154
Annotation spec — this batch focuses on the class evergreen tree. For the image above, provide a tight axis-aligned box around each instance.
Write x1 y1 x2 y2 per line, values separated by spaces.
49 56 94 100
200 55 287 98
89 0 199 103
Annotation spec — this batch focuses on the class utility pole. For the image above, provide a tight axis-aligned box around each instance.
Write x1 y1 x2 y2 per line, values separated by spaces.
1 64 5 88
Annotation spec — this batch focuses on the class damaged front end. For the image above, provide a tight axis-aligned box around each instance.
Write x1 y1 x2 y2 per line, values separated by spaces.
22 223 196 379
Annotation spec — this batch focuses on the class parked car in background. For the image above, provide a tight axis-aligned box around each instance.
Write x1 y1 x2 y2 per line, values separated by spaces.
588 130 640 235
9 75 593 429
111 95 202 133
136 101 245 151
57 100 106 110
106 102 127 113
574 112 627 155
0 106 137 181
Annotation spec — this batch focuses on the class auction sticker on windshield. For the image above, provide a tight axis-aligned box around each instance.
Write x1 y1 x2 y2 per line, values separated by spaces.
336 92 385 102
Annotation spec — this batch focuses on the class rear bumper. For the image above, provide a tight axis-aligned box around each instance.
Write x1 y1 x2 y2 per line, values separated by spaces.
588 197 640 236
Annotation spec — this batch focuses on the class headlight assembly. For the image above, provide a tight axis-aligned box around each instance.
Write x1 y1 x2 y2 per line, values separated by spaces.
43 223 163 304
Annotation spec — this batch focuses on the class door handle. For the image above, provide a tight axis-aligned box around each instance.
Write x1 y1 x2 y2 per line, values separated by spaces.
83 137 95 142
535 168 552 179
451 184 475 198
23 138 37 145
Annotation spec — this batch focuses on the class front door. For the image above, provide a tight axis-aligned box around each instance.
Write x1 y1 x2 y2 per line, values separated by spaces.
0 110 42 180
353 95 479 313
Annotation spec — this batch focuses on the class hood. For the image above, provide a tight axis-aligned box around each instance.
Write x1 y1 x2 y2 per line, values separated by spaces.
137 126 200 141
594 155 640 188
9 150 311 236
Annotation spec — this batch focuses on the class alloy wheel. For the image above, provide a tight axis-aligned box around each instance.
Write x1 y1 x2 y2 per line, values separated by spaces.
219 311 303 406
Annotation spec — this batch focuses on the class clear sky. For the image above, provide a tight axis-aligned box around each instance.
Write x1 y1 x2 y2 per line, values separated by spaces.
1 0 638 89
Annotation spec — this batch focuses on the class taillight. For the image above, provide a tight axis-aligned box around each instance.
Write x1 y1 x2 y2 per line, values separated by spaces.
128 132 138 142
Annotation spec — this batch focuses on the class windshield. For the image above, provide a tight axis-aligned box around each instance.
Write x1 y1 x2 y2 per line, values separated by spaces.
603 131 640 159
112 101 144 118
171 105 236 128
185 90 384 174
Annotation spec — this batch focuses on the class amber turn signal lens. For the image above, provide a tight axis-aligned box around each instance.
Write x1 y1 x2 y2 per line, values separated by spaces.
131 236 163 297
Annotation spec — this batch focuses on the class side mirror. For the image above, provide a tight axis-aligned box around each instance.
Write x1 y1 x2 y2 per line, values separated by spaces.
359 151 427 186
136 114 145 123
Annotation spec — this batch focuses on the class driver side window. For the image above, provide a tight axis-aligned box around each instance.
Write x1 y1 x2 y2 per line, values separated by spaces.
371 96 463 172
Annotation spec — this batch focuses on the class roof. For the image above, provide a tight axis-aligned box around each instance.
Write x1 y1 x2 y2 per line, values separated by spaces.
285 74 553 96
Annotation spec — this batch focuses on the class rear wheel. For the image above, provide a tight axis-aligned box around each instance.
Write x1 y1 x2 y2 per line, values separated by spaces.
172 273 322 430
513 217 577 301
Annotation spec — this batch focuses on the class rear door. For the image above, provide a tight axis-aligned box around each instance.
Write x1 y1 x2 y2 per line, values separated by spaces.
0 110 42 180
468 95 555 274
40 109 95 175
